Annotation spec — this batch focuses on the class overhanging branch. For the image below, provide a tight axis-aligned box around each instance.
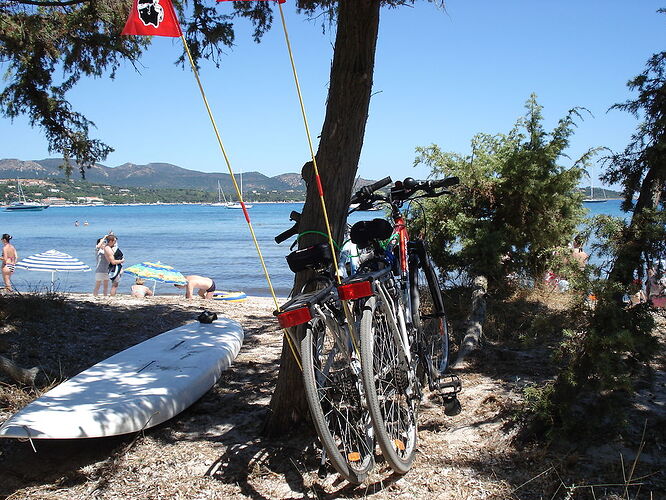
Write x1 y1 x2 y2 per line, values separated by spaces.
4 0 89 7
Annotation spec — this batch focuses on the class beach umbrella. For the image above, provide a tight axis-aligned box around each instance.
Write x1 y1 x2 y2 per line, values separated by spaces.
124 262 187 292
15 249 91 291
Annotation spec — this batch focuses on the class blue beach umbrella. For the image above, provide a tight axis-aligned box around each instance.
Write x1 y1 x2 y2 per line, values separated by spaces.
124 262 187 292
15 249 91 291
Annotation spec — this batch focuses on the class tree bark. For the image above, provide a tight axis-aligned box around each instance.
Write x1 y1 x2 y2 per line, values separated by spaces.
451 276 488 369
0 354 38 385
264 0 381 435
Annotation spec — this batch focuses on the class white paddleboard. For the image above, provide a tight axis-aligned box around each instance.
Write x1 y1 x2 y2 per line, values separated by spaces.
0 317 243 439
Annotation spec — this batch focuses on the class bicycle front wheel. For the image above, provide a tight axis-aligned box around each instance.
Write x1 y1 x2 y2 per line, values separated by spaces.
410 256 450 385
301 315 374 484
360 295 418 474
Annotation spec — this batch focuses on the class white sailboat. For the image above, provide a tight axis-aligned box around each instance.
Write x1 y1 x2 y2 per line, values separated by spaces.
210 180 232 207
583 171 607 203
226 171 253 210
4 178 49 211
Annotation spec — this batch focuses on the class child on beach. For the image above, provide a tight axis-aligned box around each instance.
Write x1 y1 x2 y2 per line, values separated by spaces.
1 234 17 292
131 278 153 298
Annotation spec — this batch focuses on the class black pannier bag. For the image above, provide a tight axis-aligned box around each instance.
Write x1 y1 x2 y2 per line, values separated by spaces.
286 243 333 273
350 218 393 249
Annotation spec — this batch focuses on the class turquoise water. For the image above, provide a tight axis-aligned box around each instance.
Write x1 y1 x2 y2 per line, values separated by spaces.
0 200 625 295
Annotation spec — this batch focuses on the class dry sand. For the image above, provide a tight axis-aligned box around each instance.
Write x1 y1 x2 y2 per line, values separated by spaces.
0 293 664 499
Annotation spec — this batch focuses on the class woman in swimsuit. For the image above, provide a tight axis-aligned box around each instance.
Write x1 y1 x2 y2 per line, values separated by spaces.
1 234 18 292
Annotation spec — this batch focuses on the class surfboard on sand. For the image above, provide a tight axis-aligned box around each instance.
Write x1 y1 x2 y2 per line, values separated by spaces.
0 317 244 440
213 291 247 302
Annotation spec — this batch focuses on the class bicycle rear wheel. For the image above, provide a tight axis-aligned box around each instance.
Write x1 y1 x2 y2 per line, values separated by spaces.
360 295 417 474
410 256 450 385
301 314 374 483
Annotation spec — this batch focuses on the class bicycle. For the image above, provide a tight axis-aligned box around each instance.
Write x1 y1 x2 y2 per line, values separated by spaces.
342 176 462 474
272 210 376 484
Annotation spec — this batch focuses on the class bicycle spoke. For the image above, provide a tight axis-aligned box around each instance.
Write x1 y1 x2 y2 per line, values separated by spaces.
302 315 374 483
360 295 417 474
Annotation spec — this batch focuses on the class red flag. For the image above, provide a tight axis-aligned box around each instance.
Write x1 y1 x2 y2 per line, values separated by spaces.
122 0 182 37
217 0 286 4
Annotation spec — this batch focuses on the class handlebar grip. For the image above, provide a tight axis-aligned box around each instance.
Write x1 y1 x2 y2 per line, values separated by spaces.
430 176 459 189
351 176 392 204
364 176 393 193
275 224 299 244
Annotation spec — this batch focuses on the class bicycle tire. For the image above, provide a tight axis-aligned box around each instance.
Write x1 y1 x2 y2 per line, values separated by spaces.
360 295 418 474
301 314 374 483
410 255 450 386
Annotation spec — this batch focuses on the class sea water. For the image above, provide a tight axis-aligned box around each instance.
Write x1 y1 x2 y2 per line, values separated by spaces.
0 200 625 296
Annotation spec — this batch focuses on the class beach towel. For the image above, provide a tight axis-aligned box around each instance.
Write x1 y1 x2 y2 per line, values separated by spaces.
108 248 123 282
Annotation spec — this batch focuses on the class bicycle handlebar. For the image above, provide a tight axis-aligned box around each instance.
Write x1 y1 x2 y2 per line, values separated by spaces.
428 176 460 190
350 176 392 205
275 210 301 244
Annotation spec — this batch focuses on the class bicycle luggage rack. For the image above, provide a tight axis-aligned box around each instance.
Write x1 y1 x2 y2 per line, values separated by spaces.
274 284 335 328
337 267 392 300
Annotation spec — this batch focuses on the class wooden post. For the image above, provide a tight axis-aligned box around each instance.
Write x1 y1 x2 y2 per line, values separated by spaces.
451 276 488 369
0 354 38 385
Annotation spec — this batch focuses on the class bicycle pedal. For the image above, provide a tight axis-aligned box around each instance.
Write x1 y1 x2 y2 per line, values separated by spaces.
443 397 462 416
436 373 462 397
317 464 328 479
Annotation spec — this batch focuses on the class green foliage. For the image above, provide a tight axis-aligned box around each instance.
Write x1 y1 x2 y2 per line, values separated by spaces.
536 289 658 439
522 382 556 429
601 28 665 285
603 49 666 210
524 40 666 440
413 94 591 286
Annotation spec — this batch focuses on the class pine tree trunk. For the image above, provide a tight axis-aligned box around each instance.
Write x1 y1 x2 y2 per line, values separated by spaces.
264 0 381 435
609 163 665 285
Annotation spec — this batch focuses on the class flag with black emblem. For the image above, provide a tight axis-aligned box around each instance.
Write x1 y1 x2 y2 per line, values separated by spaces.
122 0 182 37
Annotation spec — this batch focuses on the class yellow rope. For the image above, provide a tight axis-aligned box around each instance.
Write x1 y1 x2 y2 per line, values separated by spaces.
276 4 364 356
179 33 302 369
277 3 342 285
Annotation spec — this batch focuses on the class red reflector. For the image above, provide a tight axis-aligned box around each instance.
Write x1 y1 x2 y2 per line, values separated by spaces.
338 281 373 300
277 307 312 328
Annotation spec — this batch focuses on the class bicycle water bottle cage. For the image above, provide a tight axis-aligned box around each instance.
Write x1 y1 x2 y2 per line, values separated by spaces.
286 243 333 273
350 219 393 249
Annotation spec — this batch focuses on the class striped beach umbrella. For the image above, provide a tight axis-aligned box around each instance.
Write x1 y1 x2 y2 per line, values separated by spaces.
124 262 187 291
16 249 91 291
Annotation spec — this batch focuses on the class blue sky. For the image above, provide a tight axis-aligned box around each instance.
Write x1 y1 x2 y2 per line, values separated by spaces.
1 1 664 188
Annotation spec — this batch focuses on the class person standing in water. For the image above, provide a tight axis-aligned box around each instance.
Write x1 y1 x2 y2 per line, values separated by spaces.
1 234 17 292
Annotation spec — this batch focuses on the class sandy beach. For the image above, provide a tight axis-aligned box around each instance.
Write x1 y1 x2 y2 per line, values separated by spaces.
1 292 664 498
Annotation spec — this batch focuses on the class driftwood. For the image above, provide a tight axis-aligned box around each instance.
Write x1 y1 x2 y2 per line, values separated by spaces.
451 276 488 369
0 354 39 385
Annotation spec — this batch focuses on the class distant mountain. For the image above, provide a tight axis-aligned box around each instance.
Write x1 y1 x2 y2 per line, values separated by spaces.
0 158 378 194
0 158 305 193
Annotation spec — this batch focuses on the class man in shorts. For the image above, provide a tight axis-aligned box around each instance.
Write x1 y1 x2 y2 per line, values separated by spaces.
175 275 216 299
